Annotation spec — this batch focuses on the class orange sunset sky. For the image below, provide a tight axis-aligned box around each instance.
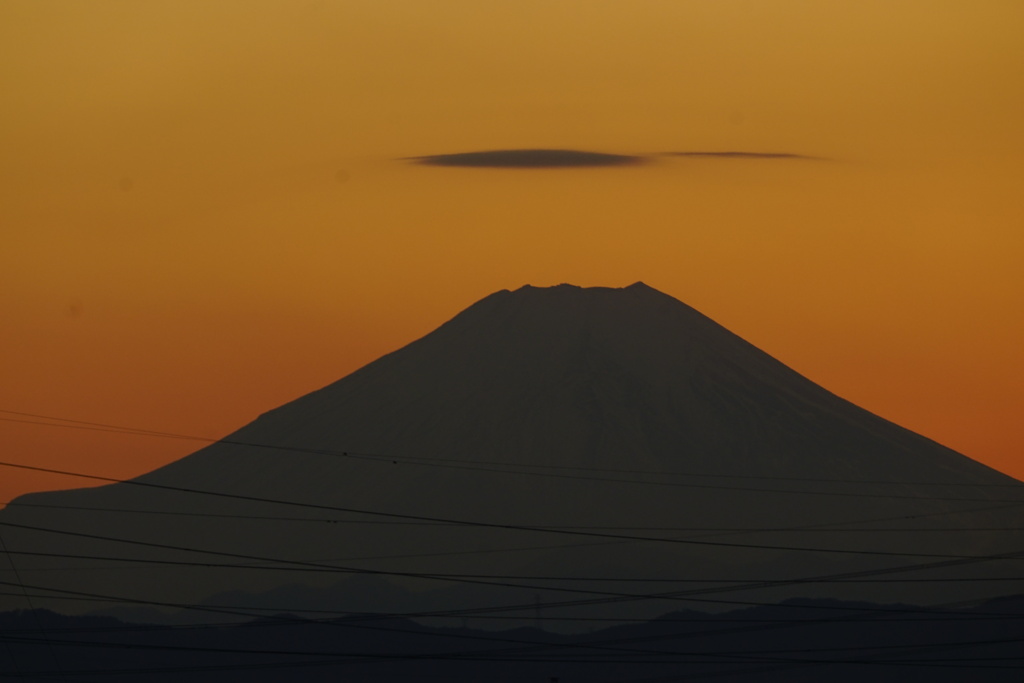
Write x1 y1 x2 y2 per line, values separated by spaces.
2 0 1023 503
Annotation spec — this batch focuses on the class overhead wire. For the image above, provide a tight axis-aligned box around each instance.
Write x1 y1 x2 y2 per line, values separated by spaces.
0 533 66 682
2 407 1022 677
4 495 1022 580
2 409 1022 496
6 501 1022 535
2 517 1023 624
1 459 1022 564
2 581 1021 676
3 558 1022 679
2 494 1022 564
2 586 1021 679
0 446 1019 643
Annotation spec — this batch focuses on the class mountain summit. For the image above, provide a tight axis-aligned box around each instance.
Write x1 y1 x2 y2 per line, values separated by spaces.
2 284 1021 624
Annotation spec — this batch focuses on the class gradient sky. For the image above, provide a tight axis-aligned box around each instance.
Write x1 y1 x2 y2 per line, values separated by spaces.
2 0 1023 503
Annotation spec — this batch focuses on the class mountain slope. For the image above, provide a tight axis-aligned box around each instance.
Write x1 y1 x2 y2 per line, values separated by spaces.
2 283 1021 624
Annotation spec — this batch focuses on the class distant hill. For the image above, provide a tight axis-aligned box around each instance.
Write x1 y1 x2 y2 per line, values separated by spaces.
2 596 1022 681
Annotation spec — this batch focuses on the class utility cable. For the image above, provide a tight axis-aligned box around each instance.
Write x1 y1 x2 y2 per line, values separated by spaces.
1 462 1022 560
2 409 1021 493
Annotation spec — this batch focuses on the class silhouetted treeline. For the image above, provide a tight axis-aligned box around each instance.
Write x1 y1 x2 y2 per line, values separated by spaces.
2 596 1022 682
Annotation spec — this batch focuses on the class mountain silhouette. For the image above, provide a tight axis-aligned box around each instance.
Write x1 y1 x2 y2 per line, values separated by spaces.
2 283 1021 627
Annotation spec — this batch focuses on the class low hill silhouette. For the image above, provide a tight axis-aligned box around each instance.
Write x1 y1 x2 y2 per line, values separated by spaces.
3 596 1022 681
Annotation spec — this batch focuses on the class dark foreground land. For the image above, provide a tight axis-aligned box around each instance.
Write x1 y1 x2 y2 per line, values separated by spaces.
2 596 1022 682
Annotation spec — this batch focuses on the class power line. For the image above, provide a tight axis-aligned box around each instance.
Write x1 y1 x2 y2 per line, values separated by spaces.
7 548 1024 585
1 460 1021 625
6 501 1021 534
1 454 1022 564
2 567 1020 681
2 486 1021 563
2 518 1022 622
0 533 67 682
2 409 1021 493
3 409 1022 676
0 457 1018 631
1 437 1020 634
1 593 1021 679
2 583 1021 674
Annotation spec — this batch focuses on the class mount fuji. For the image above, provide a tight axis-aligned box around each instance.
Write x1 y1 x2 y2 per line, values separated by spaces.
2 283 1021 626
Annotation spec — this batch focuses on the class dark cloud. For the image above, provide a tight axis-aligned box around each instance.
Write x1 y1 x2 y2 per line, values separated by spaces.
665 151 823 160
408 149 645 168
406 148 823 169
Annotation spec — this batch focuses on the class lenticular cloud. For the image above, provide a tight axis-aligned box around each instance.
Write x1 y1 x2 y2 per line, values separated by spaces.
666 151 822 160
408 149 644 168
